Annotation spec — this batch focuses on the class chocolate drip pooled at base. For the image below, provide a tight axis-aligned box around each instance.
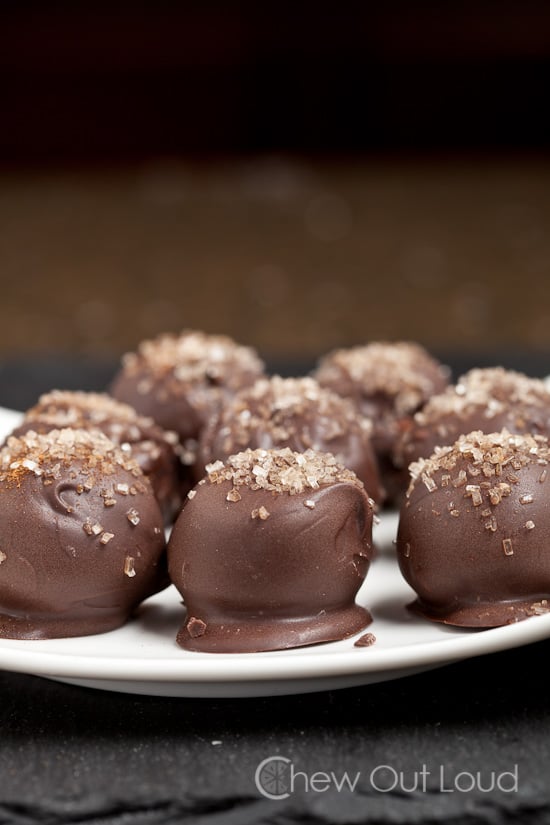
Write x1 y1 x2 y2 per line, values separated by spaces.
168 447 374 653
0 428 166 639
396 429 550 627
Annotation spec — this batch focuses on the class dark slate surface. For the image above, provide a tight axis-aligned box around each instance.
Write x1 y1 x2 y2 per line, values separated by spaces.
1 644 550 825
0 354 550 824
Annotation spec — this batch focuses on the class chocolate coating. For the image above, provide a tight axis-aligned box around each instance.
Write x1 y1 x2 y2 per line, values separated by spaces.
198 376 385 505
12 390 183 524
168 448 374 652
397 429 550 627
110 330 265 445
395 368 550 486
314 341 449 504
0 429 166 639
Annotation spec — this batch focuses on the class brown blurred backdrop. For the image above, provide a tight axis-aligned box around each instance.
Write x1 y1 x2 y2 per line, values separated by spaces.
1 1 550 363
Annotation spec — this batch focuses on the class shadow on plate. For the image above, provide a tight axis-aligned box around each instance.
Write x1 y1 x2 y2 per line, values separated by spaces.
134 599 186 637
371 595 483 635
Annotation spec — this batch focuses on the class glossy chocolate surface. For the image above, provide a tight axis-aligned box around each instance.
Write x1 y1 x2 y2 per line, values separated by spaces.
198 376 385 504
314 341 449 504
0 429 166 639
395 368 550 484
12 390 183 524
168 448 374 652
397 429 550 627
110 330 265 443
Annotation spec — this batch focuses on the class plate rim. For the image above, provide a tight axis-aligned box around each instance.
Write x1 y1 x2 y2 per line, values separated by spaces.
1 602 549 685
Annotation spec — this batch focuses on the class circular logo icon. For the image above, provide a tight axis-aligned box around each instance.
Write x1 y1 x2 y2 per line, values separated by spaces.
255 755 292 800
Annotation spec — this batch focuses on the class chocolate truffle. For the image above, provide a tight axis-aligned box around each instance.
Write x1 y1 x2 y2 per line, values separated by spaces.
314 341 450 504
168 447 374 652
12 390 183 524
0 428 166 639
395 368 550 481
110 330 265 450
397 429 550 627
198 375 385 504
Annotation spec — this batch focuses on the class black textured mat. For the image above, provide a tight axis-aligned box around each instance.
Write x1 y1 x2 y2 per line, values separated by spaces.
0 639 549 824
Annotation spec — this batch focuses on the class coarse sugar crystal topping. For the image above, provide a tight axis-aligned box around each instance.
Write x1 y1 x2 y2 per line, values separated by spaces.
457 367 550 404
315 341 448 415
0 428 145 486
414 367 550 426
122 330 264 387
21 390 177 448
27 390 155 428
213 375 372 446
407 429 550 506
206 447 364 494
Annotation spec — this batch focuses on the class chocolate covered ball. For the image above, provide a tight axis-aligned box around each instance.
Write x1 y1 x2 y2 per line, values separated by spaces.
397 429 550 627
314 341 449 504
110 330 265 449
198 375 385 505
12 390 183 524
168 447 374 652
0 429 166 639
395 368 550 481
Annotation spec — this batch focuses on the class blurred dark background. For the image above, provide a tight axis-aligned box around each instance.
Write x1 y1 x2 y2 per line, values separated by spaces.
1 0 550 373
3 1 550 159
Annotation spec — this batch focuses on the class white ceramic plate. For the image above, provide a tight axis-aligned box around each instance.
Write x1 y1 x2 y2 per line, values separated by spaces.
1 406 550 698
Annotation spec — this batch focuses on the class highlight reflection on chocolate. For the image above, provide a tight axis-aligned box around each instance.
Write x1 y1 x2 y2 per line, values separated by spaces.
397 429 550 627
168 447 374 653
0 428 166 639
